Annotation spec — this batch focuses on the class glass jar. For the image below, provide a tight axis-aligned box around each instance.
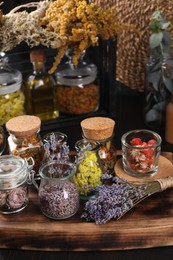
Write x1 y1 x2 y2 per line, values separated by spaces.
55 49 100 115
121 129 162 178
0 155 34 214
6 115 44 174
43 131 69 163
33 161 79 220
0 52 24 126
73 139 102 200
80 117 116 180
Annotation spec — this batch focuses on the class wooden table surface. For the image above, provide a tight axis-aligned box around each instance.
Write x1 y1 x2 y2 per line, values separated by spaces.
1 152 173 252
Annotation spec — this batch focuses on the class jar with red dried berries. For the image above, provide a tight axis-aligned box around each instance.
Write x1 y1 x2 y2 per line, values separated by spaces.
121 129 162 178
0 155 34 214
6 115 44 175
33 161 79 220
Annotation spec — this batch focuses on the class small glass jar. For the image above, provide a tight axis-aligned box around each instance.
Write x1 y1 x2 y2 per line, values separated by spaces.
33 161 79 220
121 129 162 178
80 117 116 180
6 115 44 174
0 52 25 126
73 139 102 200
55 49 100 115
43 131 69 163
0 155 33 214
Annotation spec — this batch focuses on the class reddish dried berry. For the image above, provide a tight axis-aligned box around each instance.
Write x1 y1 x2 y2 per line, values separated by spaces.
147 139 157 146
141 148 154 159
130 138 143 146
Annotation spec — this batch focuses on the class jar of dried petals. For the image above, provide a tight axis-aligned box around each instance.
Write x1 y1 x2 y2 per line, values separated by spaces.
55 49 100 115
0 155 34 214
6 115 44 174
80 117 116 182
33 161 79 220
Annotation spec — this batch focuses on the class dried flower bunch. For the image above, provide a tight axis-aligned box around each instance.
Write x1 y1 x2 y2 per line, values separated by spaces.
81 177 147 224
0 0 135 73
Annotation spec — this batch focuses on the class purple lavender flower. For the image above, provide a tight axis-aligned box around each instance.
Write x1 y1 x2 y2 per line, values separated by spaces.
81 177 147 224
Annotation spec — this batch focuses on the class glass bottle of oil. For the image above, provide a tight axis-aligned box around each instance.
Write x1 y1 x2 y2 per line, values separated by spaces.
24 50 59 121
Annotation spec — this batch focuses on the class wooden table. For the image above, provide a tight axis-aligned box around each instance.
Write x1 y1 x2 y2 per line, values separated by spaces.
1 152 173 254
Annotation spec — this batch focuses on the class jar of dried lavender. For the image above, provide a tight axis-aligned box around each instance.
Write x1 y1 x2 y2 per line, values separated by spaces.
34 161 79 220
0 155 34 214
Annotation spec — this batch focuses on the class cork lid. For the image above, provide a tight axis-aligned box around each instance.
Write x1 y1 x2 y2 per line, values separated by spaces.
30 50 45 63
81 117 115 140
6 115 41 137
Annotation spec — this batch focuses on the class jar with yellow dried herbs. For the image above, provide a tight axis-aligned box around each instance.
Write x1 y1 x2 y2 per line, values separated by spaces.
0 52 24 126
6 115 44 174
73 139 102 200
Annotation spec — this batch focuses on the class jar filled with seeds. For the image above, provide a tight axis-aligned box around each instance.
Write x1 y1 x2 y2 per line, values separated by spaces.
81 117 116 182
6 115 44 174
55 48 99 115
0 52 25 126
33 161 79 220
0 155 34 214
73 139 102 200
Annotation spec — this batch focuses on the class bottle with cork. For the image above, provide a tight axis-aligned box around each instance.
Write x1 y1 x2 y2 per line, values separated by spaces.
6 115 44 174
80 117 117 182
24 50 59 121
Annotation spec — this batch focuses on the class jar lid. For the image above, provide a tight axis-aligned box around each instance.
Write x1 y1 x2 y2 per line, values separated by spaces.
6 115 41 137
0 52 22 95
0 155 28 189
81 117 115 140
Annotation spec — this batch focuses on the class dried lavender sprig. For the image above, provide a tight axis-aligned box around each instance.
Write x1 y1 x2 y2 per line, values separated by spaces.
81 177 147 224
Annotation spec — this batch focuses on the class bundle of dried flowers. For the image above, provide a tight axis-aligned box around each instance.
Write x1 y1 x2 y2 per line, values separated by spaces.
0 0 136 73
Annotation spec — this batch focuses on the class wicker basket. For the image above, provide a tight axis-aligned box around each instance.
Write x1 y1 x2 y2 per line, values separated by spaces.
90 0 173 92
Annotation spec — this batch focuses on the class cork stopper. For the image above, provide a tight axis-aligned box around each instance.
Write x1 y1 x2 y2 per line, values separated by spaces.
30 50 45 63
6 115 41 137
81 117 115 140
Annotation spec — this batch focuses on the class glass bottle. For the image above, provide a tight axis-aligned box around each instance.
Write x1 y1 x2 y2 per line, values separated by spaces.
24 50 59 121
0 52 24 126
73 139 102 200
0 155 34 214
43 131 69 163
6 115 44 175
55 48 100 115
33 161 79 220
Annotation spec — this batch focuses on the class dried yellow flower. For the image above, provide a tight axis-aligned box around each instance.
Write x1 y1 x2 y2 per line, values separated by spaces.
0 0 136 74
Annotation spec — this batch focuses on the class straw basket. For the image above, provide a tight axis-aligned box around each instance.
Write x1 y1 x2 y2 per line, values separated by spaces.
90 0 173 92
